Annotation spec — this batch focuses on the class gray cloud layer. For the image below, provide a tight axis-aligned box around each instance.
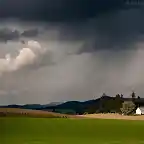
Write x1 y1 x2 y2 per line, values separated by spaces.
0 27 41 43
0 4 144 104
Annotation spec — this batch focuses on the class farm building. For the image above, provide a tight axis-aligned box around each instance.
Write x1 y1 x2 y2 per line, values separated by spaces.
136 107 144 115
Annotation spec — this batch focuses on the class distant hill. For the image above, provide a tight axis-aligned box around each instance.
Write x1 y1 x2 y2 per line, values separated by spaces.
40 97 105 114
0 98 103 114
37 96 144 114
0 102 61 110
1 96 144 115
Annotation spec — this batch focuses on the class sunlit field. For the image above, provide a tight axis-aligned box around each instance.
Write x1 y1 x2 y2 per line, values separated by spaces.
1 117 144 144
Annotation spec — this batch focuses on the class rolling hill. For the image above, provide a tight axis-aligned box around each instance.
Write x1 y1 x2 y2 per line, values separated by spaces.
1 96 144 115
0 108 78 118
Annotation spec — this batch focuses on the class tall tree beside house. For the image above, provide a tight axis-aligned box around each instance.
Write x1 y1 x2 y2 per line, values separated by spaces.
131 91 136 102
132 91 136 98
136 96 141 107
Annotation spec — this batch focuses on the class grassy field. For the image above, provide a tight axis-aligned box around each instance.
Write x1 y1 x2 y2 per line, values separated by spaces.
1 118 144 144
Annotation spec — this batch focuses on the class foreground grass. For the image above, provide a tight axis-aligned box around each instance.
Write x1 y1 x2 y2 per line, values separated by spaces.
0 118 144 144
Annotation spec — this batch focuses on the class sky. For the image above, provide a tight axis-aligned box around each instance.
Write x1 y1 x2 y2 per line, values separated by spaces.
0 0 144 105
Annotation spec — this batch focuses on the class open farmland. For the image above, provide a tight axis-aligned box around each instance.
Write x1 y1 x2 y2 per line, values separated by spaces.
80 113 144 120
0 108 77 118
1 117 144 144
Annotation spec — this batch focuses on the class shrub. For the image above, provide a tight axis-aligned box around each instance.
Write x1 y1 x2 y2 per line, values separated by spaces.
120 101 136 115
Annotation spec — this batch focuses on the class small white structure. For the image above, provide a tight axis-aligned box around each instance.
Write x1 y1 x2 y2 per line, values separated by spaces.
136 107 144 115
136 107 142 115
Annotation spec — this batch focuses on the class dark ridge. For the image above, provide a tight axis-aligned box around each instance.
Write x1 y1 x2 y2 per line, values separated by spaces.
1 95 144 115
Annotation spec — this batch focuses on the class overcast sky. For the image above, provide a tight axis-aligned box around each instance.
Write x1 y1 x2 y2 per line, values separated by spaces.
0 0 144 105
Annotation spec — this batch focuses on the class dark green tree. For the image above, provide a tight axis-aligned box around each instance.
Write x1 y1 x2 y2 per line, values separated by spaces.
120 94 123 98
138 96 140 99
132 91 136 99
102 93 107 97
131 91 136 103
114 94 123 113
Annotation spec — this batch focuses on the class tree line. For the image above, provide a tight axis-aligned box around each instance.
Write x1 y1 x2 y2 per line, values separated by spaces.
86 92 140 115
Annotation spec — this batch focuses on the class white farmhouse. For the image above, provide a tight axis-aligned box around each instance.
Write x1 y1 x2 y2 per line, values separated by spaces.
136 107 144 115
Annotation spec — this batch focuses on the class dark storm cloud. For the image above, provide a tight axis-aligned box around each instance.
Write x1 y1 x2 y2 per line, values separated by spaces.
77 8 144 53
0 0 143 48
0 27 41 43
21 28 39 37
0 27 20 42
0 0 139 22
42 7 143 53
0 1 144 104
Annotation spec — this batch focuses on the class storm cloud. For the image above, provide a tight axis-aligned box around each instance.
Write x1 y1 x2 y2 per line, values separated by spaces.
0 0 126 21
0 0 144 104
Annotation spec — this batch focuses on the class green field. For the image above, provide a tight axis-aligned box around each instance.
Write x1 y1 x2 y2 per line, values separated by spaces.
1 118 144 144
